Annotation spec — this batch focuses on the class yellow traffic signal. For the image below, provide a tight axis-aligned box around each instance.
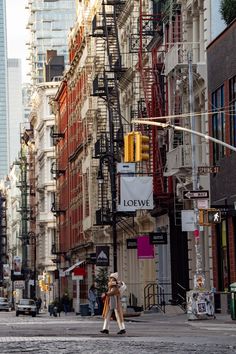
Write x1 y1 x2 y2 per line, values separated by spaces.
135 132 149 162
39 279 44 289
124 133 134 162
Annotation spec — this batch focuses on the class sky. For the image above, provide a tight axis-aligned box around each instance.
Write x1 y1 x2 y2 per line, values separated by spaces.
6 0 29 82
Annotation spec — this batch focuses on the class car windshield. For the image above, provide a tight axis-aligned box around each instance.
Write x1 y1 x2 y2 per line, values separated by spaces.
19 299 35 305
0 298 8 302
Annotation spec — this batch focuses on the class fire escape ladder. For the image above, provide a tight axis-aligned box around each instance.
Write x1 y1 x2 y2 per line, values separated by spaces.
93 1 125 225
102 1 124 149
152 61 166 197
137 1 168 199
0 194 7 284
51 192 66 216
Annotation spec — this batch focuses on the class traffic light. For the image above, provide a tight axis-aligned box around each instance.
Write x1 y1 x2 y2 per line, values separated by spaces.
39 279 44 289
124 133 134 162
199 208 221 225
135 132 149 162
207 209 221 224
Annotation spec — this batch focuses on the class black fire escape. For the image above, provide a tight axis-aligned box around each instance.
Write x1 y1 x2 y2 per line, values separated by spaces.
0 193 7 288
92 0 126 271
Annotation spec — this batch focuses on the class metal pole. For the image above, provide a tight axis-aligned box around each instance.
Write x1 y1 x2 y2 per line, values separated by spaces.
110 159 118 272
131 120 236 153
188 51 203 288
34 237 37 298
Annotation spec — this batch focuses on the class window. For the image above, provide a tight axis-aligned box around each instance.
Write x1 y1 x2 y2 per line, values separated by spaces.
212 85 225 163
83 169 90 217
229 76 236 147
217 220 229 291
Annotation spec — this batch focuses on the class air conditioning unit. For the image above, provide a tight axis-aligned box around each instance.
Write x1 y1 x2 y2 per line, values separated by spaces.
164 145 202 176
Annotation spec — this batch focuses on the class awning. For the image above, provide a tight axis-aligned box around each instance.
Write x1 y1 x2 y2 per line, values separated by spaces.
65 260 85 275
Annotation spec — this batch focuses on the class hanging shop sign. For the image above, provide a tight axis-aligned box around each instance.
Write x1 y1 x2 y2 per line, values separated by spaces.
3 264 10 280
137 235 154 259
117 163 136 174
13 256 22 275
126 238 137 249
14 280 25 290
96 246 110 266
149 232 168 245
118 176 153 212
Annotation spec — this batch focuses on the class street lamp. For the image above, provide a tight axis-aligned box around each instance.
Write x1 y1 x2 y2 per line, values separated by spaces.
28 232 37 299
97 155 118 272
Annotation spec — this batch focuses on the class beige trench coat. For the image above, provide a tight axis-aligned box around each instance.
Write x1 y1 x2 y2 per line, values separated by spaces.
102 281 124 322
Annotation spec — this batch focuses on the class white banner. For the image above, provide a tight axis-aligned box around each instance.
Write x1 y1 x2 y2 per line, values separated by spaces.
118 176 153 212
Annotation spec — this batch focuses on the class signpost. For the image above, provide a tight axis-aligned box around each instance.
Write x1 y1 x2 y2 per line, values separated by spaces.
183 190 209 200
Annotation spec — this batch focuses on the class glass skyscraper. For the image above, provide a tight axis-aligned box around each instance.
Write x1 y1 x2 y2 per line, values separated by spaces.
0 0 9 179
27 0 76 84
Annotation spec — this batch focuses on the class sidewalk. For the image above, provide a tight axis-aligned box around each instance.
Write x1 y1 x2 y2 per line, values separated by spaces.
41 307 234 325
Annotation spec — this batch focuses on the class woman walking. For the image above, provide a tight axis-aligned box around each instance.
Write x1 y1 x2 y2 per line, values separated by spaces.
100 272 126 335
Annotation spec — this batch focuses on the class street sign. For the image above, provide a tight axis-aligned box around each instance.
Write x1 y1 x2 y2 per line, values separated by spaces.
198 166 220 175
183 190 209 200
197 199 209 209
181 210 195 231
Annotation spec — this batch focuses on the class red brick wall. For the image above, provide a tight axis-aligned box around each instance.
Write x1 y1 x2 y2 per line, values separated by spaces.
228 218 236 283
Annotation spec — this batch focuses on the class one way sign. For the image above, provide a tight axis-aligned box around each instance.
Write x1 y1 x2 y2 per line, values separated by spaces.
183 190 209 200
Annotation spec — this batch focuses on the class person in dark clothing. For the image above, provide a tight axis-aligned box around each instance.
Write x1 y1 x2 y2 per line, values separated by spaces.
61 293 70 315
88 284 97 316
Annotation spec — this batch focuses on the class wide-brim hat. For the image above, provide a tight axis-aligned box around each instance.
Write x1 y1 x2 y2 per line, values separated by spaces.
109 272 118 280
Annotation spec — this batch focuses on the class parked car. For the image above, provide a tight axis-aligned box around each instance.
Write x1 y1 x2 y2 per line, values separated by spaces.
16 299 37 317
0 297 11 311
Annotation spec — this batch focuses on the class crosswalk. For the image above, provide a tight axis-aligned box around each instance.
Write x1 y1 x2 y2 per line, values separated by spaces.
189 322 236 332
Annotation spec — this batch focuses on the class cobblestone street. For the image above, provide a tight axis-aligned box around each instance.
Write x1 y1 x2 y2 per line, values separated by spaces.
0 310 236 353
0 336 235 354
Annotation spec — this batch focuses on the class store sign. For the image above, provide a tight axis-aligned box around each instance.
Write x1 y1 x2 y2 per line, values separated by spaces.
149 232 167 245
13 256 22 275
126 238 137 249
3 264 10 280
117 163 136 174
14 280 25 289
96 246 109 266
118 176 153 212
137 235 154 259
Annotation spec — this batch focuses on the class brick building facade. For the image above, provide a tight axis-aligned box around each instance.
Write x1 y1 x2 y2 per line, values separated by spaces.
208 19 236 292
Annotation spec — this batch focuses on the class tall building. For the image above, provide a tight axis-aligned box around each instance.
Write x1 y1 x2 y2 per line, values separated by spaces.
8 58 23 165
26 0 76 84
0 0 9 179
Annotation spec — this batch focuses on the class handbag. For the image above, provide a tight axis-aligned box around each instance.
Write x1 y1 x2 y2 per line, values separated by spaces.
119 281 127 295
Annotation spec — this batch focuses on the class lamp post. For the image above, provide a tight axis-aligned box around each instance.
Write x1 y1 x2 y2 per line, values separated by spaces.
28 232 37 299
97 155 118 272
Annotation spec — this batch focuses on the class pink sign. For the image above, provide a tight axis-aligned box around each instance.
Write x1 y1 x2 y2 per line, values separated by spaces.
137 235 154 259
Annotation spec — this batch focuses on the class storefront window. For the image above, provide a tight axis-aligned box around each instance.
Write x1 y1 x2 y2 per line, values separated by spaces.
217 220 229 291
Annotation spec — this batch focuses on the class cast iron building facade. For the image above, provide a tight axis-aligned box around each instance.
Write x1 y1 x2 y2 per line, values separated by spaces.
208 19 236 292
0 0 9 178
